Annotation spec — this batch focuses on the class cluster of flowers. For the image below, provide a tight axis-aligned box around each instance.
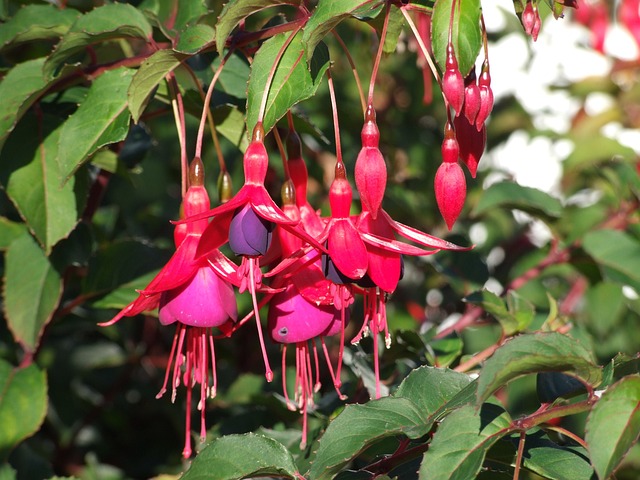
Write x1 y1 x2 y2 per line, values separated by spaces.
100 5 513 459
573 0 640 55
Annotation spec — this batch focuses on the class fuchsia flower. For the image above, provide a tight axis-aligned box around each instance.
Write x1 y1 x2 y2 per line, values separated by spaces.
183 124 323 382
442 42 465 116
100 158 238 458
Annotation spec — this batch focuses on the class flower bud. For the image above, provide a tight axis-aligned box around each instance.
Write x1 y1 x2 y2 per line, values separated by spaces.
434 161 467 230
475 60 494 130
454 115 486 178
442 43 465 116
463 68 481 124
441 121 459 164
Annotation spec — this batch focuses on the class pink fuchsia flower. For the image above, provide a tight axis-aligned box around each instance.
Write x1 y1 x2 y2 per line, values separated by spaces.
182 124 323 383
100 158 238 458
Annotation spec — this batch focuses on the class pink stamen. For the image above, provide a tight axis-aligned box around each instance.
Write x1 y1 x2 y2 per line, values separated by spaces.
321 338 347 400
248 257 274 382
157 326 180 399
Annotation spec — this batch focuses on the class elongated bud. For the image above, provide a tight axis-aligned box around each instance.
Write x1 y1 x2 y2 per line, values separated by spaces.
454 115 486 178
441 121 459 164
184 157 211 234
522 1 536 36
531 3 541 41
463 68 481 124
476 60 494 131
189 157 205 186
281 179 296 206
287 130 309 206
355 105 386 219
217 170 233 203
434 161 466 230
442 42 465 116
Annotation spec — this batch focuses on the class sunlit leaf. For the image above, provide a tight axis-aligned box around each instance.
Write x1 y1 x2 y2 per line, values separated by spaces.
0 4 79 50
583 229 640 292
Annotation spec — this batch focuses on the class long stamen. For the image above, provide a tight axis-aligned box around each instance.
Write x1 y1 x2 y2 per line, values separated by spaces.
321 338 346 400
334 287 347 387
372 300 381 399
209 334 218 398
312 340 321 392
157 326 181 399
172 325 188 402
249 257 274 381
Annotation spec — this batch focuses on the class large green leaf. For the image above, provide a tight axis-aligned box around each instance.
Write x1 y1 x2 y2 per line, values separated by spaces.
308 397 428 480
128 50 187 123
57 67 135 183
43 3 152 79
215 0 302 53
3 233 62 353
175 24 215 53
477 333 602 404
0 4 79 50
0 218 27 251
0 361 47 460
419 403 512 480
0 58 50 151
473 181 563 219
302 0 383 58
181 433 299 479
394 366 473 423
519 434 594 480
583 229 640 292
586 376 640 480
246 31 329 136
431 0 482 76
0 113 84 253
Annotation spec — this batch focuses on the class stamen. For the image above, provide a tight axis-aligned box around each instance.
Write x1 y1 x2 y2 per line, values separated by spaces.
248 257 274 382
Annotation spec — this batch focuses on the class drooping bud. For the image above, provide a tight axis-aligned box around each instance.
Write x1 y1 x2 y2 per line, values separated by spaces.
522 1 536 36
463 68 481 125
531 3 541 41
183 157 210 235
475 60 494 131
454 115 486 178
229 204 274 256
434 161 467 230
441 121 459 164
442 42 465 116
217 170 233 203
355 105 387 219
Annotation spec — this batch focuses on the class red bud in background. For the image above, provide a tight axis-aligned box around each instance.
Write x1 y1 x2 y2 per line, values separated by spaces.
454 115 486 178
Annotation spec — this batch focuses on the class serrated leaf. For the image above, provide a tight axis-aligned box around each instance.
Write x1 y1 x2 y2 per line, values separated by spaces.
0 5 79 50
302 0 384 58
583 229 640 292
246 31 329 136
394 366 473 422
43 3 152 79
175 24 215 53
419 403 512 480
0 218 27 251
2 233 62 352
476 333 602 405
57 67 135 183
128 50 187 123
0 58 50 151
431 0 482 76
215 0 302 53
0 361 47 460
181 433 298 479
586 376 640 480
473 182 563 218
308 397 428 480
464 290 534 335
0 112 84 253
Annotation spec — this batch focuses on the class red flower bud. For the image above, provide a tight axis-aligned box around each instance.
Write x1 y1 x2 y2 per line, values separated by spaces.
355 106 387 218
454 115 486 178
476 60 494 130
441 121 459 163
522 1 536 35
434 161 466 230
442 43 465 116
463 68 481 124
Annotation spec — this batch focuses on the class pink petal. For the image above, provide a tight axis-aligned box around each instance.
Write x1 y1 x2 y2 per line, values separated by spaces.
140 234 201 295
366 246 402 293
361 232 438 256
381 210 470 251
250 186 298 225
196 211 233 259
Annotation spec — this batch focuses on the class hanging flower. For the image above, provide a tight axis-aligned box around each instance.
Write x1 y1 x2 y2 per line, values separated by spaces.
100 158 238 458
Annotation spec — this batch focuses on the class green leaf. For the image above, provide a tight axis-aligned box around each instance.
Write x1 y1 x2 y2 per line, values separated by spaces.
0 5 79 50
128 50 187 123
302 0 383 58
43 3 152 79
583 229 640 292
367 3 404 54
246 31 329 136
585 282 626 336
586 376 640 480
0 360 47 459
431 0 482 76
215 0 302 54
57 67 135 183
476 333 602 405
181 433 298 479
0 464 17 480
394 366 473 422
175 24 215 53
0 218 27 251
473 182 563 218
3 233 62 352
0 112 84 253
419 403 512 480
465 290 534 335
0 58 50 151
308 397 428 480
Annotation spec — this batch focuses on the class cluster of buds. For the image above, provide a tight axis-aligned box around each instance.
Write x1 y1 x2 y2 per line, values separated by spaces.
522 1 542 41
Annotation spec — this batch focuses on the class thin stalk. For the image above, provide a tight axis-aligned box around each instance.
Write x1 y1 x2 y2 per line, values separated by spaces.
167 74 188 196
401 8 441 83
332 31 366 113
327 68 343 166
367 0 392 107
272 127 290 179
513 431 526 480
